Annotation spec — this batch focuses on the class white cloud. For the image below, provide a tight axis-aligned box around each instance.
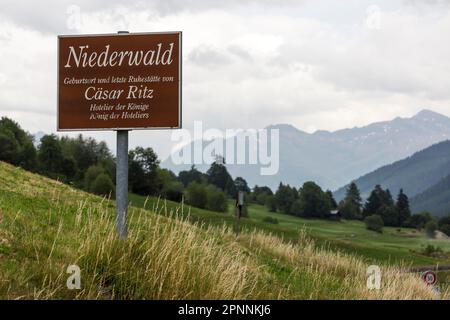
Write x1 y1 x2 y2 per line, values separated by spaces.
188 45 231 67
0 0 450 161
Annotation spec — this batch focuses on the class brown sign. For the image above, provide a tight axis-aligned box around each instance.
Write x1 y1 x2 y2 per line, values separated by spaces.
58 32 181 131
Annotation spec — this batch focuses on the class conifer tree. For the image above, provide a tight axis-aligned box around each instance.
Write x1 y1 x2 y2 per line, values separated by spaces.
396 189 411 226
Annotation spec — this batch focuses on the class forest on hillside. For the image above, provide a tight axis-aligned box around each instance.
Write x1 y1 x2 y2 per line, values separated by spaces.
1 115 450 237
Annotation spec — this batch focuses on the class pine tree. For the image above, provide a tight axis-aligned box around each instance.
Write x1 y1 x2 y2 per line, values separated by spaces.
364 185 402 225
38 134 65 178
338 182 363 220
377 205 399 227
384 189 394 206
178 165 205 187
206 162 236 196
346 182 362 210
297 181 331 218
363 185 384 217
275 183 297 214
396 189 411 226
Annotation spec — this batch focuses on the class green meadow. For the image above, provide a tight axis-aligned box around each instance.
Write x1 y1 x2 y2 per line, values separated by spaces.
1 161 449 299
129 194 450 267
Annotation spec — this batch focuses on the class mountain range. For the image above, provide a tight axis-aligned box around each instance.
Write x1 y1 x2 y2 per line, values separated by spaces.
162 109 450 192
410 173 450 217
333 139 450 216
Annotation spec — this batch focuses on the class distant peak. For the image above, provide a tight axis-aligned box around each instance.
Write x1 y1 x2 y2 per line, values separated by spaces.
414 109 448 119
266 123 307 134
314 129 331 135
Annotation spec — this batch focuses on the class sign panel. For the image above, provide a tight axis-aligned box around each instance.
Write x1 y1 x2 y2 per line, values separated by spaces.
58 32 181 130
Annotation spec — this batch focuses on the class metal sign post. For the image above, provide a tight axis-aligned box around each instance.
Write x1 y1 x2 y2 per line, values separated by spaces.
57 30 182 240
116 129 129 239
115 31 129 240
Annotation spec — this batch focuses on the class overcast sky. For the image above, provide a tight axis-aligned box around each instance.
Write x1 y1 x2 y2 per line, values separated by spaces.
1 0 450 160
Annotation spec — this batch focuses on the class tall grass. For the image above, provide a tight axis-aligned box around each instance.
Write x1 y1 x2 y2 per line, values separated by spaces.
1 199 266 299
76 204 263 299
244 229 449 299
0 161 449 300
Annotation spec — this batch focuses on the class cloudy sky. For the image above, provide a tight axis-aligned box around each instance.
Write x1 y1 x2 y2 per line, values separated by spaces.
1 0 450 160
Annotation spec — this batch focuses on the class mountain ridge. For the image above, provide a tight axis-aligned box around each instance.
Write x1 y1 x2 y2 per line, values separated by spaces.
162 109 450 191
267 109 447 136
410 173 450 217
333 139 450 217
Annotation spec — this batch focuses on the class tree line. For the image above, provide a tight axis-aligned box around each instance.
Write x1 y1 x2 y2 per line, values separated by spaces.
0 117 246 213
328 181 449 235
1 115 450 236
250 181 337 218
245 172 450 236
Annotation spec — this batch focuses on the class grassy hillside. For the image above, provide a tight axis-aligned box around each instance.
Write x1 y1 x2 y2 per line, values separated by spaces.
411 174 450 217
334 140 450 204
0 161 448 299
129 195 450 267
